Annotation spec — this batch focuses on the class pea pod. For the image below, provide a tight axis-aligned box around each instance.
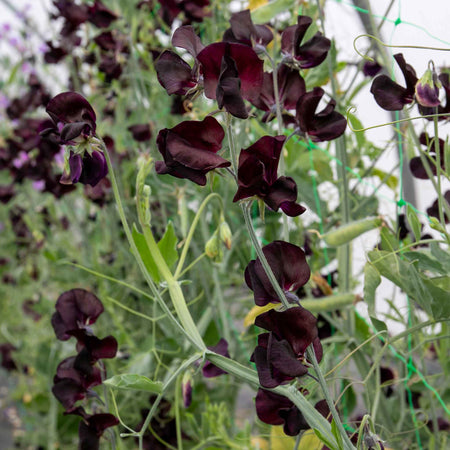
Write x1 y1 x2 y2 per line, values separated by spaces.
322 217 382 247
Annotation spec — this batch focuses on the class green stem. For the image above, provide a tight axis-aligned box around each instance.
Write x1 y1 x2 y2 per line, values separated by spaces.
241 202 290 309
205 353 342 448
433 111 446 227
307 346 355 450
175 375 183 450
137 354 201 450
174 193 223 279
102 140 200 349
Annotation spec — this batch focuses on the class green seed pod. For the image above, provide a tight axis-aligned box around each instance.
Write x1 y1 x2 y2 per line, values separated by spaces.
322 217 382 247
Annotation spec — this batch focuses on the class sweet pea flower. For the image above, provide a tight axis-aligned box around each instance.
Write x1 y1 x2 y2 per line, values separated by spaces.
295 87 347 141
233 136 305 216
51 289 104 341
44 92 108 186
155 116 229 186
244 240 310 306
281 15 331 69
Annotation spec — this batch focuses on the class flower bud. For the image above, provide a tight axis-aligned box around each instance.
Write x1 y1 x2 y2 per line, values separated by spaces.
205 232 220 259
219 221 232 249
182 372 193 408
415 66 441 107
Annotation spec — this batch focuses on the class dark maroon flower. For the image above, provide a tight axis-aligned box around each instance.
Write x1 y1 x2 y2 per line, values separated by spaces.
426 190 450 223
410 132 445 179
197 42 264 103
51 289 104 341
61 150 108 187
0 343 18 371
88 0 118 28
251 332 309 388
418 72 450 121
295 87 347 141
202 338 230 378
245 241 310 306
380 366 395 397
370 54 418 111
233 136 305 216
155 50 199 96
66 407 119 450
254 389 330 436
255 307 321 359
44 41 68 64
253 307 322 388
6 74 50 120
52 0 89 36
250 65 306 122
363 60 382 77
281 16 331 69
223 9 273 49
98 54 123 81
52 377 87 411
52 355 102 404
216 44 248 118
172 25 205 57
155 116 229 186
46 92 97 141
71 331 118 362
0 185 15 204
128 123 152 142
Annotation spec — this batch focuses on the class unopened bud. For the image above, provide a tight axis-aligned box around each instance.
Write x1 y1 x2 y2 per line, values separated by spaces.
415 64 441 107
205 233 220 259
182 372 193 408
219 221 232 249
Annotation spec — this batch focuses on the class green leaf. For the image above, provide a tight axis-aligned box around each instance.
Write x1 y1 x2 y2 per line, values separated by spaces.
369 316 387 333
104 374 163 393
158 221 178 269
379 226 399 251
406 205 421 242
368 250 450 320
132 224 160 282
347 113 366 148
371 168 398 190
430 242 450 273
250 0 294 23
312 428 337 450
402 250 446 275
364 263 381 315
331 419 344 450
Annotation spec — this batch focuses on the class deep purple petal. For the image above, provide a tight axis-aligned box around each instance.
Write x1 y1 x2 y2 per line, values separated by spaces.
52 378 86 410
172 25 204 56
78 151 108 187
51 289 104 341
255 306 318 356
128 123 152 142
216 48 248 118
68 153 83 184
155 51 197 96
46 92 96 133
197 42 263 102
265 176 305 216
255 388 293 426
296 87 346 141
202 338 230 378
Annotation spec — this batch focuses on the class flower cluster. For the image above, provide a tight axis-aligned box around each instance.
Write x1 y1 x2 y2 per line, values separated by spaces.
151 11 346 437
43 92 108 187
51 289 119 449
244 241 325 435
